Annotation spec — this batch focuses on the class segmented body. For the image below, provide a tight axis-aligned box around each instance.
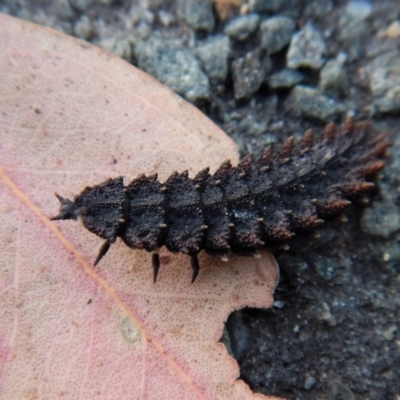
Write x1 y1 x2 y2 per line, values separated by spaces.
51 120 390 282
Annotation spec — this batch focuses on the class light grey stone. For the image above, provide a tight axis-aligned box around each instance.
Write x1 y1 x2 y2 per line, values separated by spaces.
361 200 400 238
345 0 372 22
232 47 271 99
304 376 317 390
267 69 303 89
274 301 285 308
195 36 230 80
373 82 400 112
286 85 344 121
69 0 93 12
158 10 175 27
338 19 368 62
379 242 400 273
382 325 397 341
249 0 286 12
260 16 296 54
338 1 371 62
312 255 351 282
374 87 400 113
74 15 93 40
224 13 260 41
305 0 333 18
366 50 400 113
55 0 74 19
97 37 131 61
287 23 326 69
177 0 215 32
319 59 349 98
135 38 210 103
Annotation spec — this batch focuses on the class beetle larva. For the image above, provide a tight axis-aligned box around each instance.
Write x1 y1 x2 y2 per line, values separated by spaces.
51 120 390 283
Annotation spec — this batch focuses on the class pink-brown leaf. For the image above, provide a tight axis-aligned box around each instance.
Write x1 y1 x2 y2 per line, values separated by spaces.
0 14 280 400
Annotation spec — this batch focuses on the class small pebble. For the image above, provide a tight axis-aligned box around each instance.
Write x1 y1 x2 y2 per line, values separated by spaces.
74 15 93 40
318 59 349 98
287 23 326 70
158 10 175 27
260 16 296 54
195 36 230 81
232 47 271 99
345 0 372 22
141 10 155 25
267 69 303 89
338 2 370 62
249 0 286 12
318 302 337 326
69 0 93 12
305 1 333 18
135 38 210 102
311 255 346 282
304 376 317 390
373 85 400 114
377 242 400 272
97 37 131 61
177 0 215 32
286 85 344 121
54 0 74 19
365 51 400 113
382 325 397 341
361 200 400 238
224 13 260 41
274 301 285 308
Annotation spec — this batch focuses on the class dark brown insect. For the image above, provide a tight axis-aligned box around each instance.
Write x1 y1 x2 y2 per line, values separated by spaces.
51 120 390 283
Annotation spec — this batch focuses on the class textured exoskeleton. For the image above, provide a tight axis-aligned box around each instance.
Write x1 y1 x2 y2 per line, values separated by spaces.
51 120 390 283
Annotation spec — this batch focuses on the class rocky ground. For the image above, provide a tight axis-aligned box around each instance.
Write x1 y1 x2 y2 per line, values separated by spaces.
1 0 399 399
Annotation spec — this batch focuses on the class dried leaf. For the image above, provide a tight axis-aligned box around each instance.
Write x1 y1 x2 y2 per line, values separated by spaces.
0 14 280 400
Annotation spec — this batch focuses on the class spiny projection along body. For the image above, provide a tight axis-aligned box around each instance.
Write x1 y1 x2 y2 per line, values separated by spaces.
51 120 390 283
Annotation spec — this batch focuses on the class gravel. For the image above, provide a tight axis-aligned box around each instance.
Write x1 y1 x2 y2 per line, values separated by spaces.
286 85 345 122
195 35 231 81
286 23 326 70
337 0 372 62
361 199 400 237
134 37 210 103
176 0 215 32
232 47 271 99
224 13 260 41
267 68 303 89
366 50 400 114
260 16 296 54
97 37 132 61
249 0 287 12
69 0 93 12
318 59 349 98
73 14 93 39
